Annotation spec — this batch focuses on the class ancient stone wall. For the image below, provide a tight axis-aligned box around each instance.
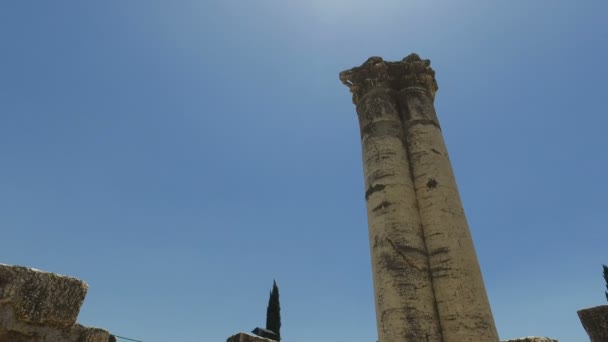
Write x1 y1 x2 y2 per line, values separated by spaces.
0 264 115 342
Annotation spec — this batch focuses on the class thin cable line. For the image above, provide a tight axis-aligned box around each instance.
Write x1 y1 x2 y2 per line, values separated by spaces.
114 335 144 342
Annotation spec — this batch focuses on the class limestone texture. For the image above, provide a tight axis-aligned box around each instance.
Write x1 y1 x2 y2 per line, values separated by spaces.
340 54 499 342
0 264 115 342
340 58 442 342
395 54 498 342
578 305 608 342
227 332 277 342
0 264 87 327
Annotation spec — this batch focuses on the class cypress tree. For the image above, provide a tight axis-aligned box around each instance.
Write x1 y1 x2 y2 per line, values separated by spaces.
266 280 281 341
603 264 608 302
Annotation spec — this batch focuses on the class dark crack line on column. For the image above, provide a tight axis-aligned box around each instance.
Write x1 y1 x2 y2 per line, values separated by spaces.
372 141 381 161
373 173 394 181
429 247 450 257
372 201 392 212
384 237 422 272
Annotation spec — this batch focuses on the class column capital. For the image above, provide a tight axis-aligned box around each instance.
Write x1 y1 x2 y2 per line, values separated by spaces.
393 54 438 98
339 56 395 105
339 54 438 104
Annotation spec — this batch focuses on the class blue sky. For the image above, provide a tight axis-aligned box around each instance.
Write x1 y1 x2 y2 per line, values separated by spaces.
0 1 606 341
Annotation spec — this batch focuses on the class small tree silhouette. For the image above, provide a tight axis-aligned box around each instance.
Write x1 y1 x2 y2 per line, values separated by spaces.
603 264 608 302
266 280 281 341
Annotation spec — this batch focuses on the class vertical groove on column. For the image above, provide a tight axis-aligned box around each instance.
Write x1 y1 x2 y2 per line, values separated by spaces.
340 57 443 342
402 118 447 342
394 54 499 342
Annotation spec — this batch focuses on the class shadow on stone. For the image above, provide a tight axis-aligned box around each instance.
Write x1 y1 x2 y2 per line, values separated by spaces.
0 263 114 342
578 305 608 342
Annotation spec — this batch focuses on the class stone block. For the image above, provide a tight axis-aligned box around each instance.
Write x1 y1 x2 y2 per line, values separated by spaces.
0 264 87 327
227 332 277 342
578 305 608 342
502 337 557 342
0 298 114 342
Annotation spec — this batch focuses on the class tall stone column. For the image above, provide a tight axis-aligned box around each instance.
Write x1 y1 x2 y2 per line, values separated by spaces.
340 58 443 342
394 54 499 342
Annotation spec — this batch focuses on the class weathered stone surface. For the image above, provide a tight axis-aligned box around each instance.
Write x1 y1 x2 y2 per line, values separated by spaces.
0 264 87 327
339 55 437 105
502 338 557 342
0 296 114 342
341 54 500 342
0 264 115 342
340 57 442 342
578 305 608 342
395 54 498 342
227 332 277 342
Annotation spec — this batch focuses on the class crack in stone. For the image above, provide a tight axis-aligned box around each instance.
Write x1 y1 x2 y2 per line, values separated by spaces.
373 173 394 181
385 237 423 272
372 201 392 212
429 247 450 257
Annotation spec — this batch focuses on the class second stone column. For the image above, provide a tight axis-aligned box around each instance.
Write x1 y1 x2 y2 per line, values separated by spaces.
394 54 499 342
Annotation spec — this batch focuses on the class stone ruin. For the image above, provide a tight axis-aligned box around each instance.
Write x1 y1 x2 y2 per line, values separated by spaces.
226 53 585 342
227 332 277 342
578 305 608 342
2 54 605 342
0 264 115 342
339 54 563 342
502 338 557 342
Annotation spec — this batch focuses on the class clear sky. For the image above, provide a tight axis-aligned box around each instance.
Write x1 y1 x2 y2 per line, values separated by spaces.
1 1 606 341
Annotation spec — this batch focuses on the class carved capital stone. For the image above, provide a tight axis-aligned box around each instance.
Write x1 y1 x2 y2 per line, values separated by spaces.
340 54 438 105
393 53 438 97
339 56 395 105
